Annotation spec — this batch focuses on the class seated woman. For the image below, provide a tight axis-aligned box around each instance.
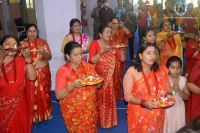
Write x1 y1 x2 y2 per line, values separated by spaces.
55 41 100 133
123 43 171 133
61 18 90 61
156 19 183 65
0 35 36 133
185 32 200 124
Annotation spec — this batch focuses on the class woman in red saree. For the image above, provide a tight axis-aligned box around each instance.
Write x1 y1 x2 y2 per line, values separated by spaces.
89 25 126 128
20 24 52 123
109 17 132 99
156 20 183 65
123 43 170 133
185 32 200 124
0 35 36 133
55 41 98 133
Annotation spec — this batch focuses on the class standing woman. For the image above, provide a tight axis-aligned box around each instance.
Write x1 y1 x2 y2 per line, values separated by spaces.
56 41 98 133
109 17 132 99
185 32 200 124
89 25 126 128
123 43 170 133
143 29 160 64
0 35 36 133
61 18 90 61
156 19 183 65
20 24 52 123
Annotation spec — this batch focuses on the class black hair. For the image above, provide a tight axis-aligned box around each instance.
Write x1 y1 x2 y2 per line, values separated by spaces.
132 43 159 72
69 18 81 34
97 24 110 39
143 28 154 38
26 23 38 33
112 17 120 22
160 19 171 31
166 56 182 68
64 41 81 56
177 116 200 133
0 35 18 46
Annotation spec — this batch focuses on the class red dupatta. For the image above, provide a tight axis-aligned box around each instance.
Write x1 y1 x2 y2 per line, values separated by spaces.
0 57 32 133
90 40 118 128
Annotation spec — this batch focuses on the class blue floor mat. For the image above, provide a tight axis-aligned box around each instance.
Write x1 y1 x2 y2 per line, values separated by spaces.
32 92 128 133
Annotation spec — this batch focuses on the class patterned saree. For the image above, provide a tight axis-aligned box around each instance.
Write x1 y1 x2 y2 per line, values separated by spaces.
21 38 52 123
56 62 98 133
89 40 118 128
0 57 32 133
127 67 169 133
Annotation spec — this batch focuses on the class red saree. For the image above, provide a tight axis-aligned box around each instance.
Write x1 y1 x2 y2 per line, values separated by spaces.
185 39 200 124
21 38 52 123
89 40 118 128
111 28 132 99
126 66 169 133
56 61 97 133
0 57 32 133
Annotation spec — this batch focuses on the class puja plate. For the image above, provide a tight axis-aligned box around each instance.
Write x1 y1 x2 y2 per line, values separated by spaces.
152 97 175 108
81 76 103 86
18 46 28 50
113 44 128 49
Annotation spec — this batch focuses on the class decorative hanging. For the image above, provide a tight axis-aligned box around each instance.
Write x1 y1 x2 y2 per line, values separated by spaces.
174 0 187 16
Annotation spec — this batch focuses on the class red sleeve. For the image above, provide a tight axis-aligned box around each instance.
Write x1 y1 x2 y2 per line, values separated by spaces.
185 39 196 73
185 39 196 59
89 40 100 63
55 66 69 91
125 31 132 39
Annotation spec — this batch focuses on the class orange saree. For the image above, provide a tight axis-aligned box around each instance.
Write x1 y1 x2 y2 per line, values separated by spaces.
111 28 132 99
156 31 183 65
20 38 52 123
0 57 32 133
89 40 118 128
126 66 169 133
55 61 97 133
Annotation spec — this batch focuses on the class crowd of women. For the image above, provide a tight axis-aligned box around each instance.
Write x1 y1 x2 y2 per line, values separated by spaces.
1 0 200 133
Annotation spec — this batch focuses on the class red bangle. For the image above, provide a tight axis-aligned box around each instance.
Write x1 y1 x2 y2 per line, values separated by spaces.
140 99 146 108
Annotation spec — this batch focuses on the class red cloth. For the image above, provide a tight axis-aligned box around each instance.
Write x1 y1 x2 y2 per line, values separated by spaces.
0 57 32 133
89 40 118 128
138 10 149 27
185 39 200 124
110 29 132 99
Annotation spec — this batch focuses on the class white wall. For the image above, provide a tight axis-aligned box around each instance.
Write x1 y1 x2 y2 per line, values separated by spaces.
35 0 80 90
34 0 117 90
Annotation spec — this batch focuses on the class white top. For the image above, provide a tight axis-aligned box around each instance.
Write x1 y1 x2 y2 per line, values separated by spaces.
163 76 186 133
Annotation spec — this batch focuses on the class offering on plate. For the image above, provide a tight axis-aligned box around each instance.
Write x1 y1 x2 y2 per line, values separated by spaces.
81 76 103 86
152 97 175 108
113 44 128 49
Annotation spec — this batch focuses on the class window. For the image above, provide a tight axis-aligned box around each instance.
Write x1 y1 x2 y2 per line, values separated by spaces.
25 0 34 9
